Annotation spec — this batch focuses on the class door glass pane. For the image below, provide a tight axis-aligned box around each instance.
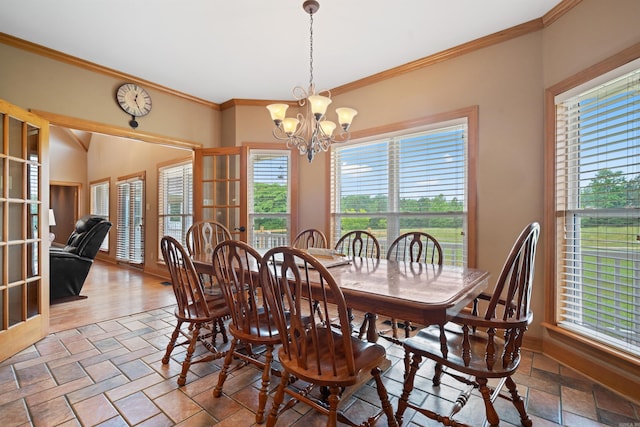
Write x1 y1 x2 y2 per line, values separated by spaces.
215 182 228 205
28 163 39 201
27 280 39 318
8 116 22 158
230 181 240 207
202 182 214 206
229 154 240 179
27 241 38 278
9 160 24 199
214 156 227 179
27 125 39 162
8 244 23 283
8 285 23 327
9 203 23 241
27 204 38 240
0 288 4 330
202 155 213 180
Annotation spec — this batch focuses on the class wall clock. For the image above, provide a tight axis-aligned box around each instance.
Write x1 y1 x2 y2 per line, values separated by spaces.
116 83 152 128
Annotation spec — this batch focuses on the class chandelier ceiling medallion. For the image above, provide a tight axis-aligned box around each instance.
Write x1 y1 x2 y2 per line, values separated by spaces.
266 0 358 163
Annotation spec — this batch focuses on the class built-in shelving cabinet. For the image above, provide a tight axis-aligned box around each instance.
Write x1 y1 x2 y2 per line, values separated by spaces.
0 99 49 362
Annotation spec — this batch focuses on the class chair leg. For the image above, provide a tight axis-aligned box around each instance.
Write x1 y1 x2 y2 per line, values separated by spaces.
213 338 238 397
371 367 398 427
162 320 183 364
403 320 412 339
505 376 532 427
327 385 341 427
217 318 228 343
396 352 422 426
391 317 399 339
477 377 500 426
178 323 201 386
433 362 443 386
266 370 289 427
256 344 275 424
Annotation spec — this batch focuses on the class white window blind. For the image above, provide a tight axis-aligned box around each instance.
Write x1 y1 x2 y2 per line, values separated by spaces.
331 123 468 266
90 180 110 251
555 67 640 355
248 150 291 250
116 176 144 264
158 162 193 249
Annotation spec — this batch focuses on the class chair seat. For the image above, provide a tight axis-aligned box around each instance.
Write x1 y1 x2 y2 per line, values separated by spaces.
404 322 522 378
175 297 230 322
279 327 388 387
228 315 282 345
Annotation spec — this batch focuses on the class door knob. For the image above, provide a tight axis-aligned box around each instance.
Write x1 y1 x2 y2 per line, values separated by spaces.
234 226 246 232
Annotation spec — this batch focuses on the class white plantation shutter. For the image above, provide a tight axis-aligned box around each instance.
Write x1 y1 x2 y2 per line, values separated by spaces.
331 122 468 266
158 162 193 249
555 65 640 355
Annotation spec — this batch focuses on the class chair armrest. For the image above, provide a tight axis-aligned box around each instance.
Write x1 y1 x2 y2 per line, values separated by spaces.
50 249 93 264
450 310 533 329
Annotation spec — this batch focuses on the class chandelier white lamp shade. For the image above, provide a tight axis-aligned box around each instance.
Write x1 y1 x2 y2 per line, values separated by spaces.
266 0 358 163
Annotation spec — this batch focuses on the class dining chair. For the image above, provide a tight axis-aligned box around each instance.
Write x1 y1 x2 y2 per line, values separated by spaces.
185 220 232 256
260 246 398 427
160 236 230 386
185 220 232 292
384 231 444 341
211 240 278 424
334 229 380 259
395 222 540 427
291 228 327 249
334 230 381 340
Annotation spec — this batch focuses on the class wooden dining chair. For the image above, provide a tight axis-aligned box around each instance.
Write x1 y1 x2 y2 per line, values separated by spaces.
211 239 278 424
384 231 444 341
334 229 380 259
160 236 230 386
395 222 540 427
335 230 381 340
260 247 398 427
185 220 232 256
291 228 327 249
186 220 232 291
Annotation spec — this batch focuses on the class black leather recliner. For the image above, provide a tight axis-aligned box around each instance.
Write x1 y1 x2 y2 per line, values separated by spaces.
50 214 112 302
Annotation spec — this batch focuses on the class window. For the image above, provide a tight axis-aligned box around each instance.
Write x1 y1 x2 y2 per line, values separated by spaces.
158 161 193 249
331 110 477 267
248 149 292 250
90 179 110 251
553 63 640 355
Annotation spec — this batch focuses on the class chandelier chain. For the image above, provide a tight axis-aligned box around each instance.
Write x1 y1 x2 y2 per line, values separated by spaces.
309 12 314 89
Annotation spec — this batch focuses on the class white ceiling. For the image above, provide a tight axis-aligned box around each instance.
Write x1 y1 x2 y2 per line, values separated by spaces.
1 0 562 104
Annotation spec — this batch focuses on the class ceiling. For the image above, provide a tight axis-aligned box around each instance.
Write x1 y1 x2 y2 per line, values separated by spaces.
2 0 562 104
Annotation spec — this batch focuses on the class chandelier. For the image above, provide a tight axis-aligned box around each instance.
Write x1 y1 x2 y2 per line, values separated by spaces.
266 0 358 163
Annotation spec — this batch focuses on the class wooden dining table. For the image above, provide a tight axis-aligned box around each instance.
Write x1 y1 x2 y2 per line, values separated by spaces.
191 253 490 342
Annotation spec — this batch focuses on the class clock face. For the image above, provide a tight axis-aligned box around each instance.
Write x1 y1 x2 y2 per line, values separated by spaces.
116 83 152 117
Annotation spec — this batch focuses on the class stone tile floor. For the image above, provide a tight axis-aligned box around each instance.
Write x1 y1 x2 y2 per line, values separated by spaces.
1 307 639 426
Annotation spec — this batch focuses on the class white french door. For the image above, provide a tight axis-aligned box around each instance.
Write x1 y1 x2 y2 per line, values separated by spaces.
116 173 145 265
